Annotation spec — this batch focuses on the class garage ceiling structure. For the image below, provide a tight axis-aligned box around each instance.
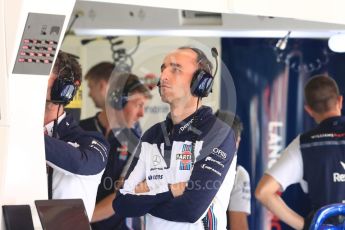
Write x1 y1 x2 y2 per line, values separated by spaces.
72 1 345 38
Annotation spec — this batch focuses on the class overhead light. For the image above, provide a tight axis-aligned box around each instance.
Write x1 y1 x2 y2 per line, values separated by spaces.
275 31 291 50
328 33 345 53
73 29 340 38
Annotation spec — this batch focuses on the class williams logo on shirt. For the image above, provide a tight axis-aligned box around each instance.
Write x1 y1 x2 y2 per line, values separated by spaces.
176 144 193 170
117 144 128 161
333 161 345 182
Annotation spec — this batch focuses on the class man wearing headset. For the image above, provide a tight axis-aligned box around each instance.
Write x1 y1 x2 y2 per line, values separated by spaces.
91 73 152 230
255 75 345 230
44 51 109 220
80 62 143 138
107 46 238 229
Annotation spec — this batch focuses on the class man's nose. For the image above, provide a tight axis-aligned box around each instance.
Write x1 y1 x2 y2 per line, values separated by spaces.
160 69 169 82
138 107 144 118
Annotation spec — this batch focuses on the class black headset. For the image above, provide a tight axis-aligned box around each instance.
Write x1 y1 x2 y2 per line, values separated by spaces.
50 61 80 105
157 47 218 98
108 77 143 110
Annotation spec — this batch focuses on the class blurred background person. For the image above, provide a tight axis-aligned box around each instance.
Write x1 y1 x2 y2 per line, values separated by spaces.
215 110 251 230
91 73 152 230
255 75 345 230
79 62 115 137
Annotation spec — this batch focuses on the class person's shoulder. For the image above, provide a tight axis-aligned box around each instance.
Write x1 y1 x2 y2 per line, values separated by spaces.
141 121 165 143
79 115 97 130
79 116 95 125
236 165 250 181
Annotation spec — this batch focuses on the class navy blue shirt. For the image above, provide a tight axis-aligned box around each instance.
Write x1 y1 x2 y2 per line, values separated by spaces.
80 115 140 230
300 116 345 210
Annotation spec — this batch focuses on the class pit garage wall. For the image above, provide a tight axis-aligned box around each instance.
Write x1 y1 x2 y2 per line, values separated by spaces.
221 38 345 230
0 0 75 229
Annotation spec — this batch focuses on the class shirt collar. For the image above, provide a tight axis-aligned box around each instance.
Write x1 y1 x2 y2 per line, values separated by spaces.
165 106 212 135
44 112 66 137
319 116 344 128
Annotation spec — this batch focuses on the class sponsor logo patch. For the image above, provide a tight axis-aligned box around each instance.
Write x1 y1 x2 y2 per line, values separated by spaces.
117 144 128 161
333 161 345 182
177 144 193 170
201 164 222 177
212 148 227 160
148 175 163 180
179 118 194 133
152 155 162 167
205 156 224 167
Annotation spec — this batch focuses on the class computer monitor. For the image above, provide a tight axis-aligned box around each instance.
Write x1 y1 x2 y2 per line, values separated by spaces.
2 205 35 230
34 199 90 230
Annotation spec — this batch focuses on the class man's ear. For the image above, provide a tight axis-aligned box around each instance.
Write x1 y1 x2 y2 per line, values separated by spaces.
304 105 314 117
338 95 343 111
99 80 108 90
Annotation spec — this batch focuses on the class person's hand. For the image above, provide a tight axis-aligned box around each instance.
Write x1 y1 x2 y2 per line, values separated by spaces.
169 182 187 197
135 180 150 193
115 177 125 191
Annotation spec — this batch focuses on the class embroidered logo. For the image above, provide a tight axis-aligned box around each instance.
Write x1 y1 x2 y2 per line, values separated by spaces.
341 161 345 171
152 155 161 166
332 161 345 182
117 144 128 161
176 144 193 170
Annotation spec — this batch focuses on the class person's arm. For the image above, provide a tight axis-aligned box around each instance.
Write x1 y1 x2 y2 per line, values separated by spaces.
255 174 304 229
45 124 109 175
228 211 249 230
255 135 305 229
112 141 175 217
92 193 116 222
148 130 237 223
228 166 251 230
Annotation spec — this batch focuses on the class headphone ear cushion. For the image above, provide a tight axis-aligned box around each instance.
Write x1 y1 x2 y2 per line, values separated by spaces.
108 89 122 110
108 89 129 110
190 70 214 97
50 78 77 105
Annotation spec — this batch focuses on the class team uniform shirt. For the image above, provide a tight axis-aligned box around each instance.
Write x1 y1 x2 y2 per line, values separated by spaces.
80 113 142 138
44 113 109 219
93 128 140 230
80 114 142 230
228 165 251 214
113 106 237 230
267 116 345 210
79 112 106 136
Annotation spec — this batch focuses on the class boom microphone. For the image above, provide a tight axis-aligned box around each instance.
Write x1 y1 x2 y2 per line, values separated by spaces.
211 47 219 77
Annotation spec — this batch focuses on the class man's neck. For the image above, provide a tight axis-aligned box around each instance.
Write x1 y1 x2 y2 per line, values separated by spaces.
44 103 64 125
170 98 201 125
315 110 341 124
97 110 109 130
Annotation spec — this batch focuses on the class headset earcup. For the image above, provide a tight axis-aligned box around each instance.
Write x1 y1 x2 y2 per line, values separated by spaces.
50 78 61 102
190 70 214 97
108 90 122 110
121 96 128 109
50 78 77 105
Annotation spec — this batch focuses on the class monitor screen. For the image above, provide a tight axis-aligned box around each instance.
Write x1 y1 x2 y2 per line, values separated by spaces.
35 199 90 230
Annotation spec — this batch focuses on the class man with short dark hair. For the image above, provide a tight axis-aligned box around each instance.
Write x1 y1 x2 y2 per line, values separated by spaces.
110 46 238 230
80 62 115 136
255 74 345 230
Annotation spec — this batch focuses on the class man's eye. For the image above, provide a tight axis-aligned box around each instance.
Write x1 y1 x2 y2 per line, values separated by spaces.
172 67 181 73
